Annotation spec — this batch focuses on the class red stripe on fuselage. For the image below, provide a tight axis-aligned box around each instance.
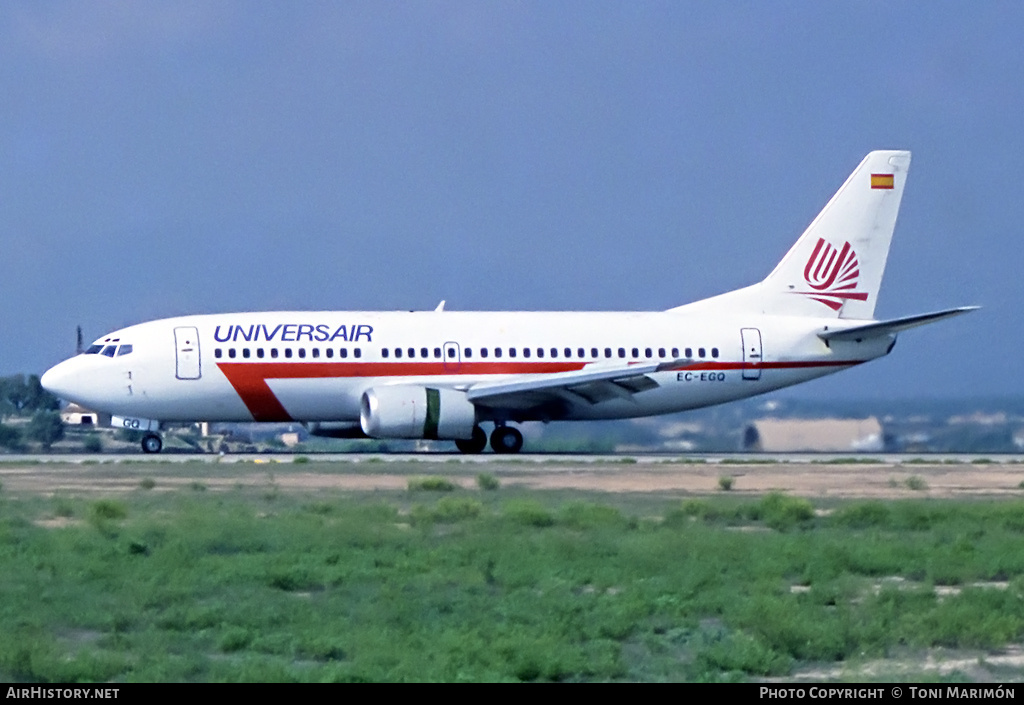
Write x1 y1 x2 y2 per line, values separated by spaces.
216 361 586 421
215 359 866 422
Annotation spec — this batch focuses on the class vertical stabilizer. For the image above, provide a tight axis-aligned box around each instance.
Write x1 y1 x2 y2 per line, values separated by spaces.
761 150 910 319
671 150 910 319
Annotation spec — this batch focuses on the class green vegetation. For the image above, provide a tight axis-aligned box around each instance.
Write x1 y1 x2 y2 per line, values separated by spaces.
717 475 734 491
476 473 501 491
26 410 64 450
4 482 1024 681
905 475 929 491
407 476 457 492
0 374 58 419
0 423 23 451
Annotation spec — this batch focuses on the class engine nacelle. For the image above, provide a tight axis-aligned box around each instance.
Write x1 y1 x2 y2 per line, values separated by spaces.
360 386 477 440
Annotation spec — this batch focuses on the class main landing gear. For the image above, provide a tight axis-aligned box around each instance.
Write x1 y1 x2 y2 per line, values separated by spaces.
455 426 488 454
490 425 524 454
454 424 525 454
141 433 163 454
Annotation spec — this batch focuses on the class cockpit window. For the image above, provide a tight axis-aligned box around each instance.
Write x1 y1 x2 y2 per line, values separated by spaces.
84 344 103 355
115 344 133 357
100 345 117 357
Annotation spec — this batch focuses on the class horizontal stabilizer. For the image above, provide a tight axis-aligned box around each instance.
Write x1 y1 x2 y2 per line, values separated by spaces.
818 306 978 342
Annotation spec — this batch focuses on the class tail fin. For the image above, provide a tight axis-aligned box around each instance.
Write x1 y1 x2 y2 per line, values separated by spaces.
672 150 911 319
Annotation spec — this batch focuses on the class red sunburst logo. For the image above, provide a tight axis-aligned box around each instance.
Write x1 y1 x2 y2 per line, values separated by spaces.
795 238 868 311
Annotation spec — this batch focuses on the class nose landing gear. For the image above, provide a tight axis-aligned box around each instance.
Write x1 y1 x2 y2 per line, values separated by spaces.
141 433 163 454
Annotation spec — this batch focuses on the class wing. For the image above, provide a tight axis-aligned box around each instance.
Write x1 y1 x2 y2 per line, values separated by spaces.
465 359 690 413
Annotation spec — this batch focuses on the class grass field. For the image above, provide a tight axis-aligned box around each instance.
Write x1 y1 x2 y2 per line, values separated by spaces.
3 461 1024 682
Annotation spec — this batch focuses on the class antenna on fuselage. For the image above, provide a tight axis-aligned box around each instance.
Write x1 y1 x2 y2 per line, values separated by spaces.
76 326 84 355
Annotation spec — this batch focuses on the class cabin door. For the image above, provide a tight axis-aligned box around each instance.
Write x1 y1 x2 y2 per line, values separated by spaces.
174 326 202 380
741 328 762 381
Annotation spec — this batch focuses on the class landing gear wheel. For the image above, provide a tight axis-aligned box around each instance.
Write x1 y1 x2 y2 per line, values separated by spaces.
490 426 524 454
455 426 488 454
141 433 163 454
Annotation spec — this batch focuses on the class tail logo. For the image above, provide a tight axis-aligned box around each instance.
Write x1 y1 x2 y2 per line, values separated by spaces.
796 238 868 311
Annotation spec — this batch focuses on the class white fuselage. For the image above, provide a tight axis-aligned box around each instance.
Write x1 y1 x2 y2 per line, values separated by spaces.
40 309 893 426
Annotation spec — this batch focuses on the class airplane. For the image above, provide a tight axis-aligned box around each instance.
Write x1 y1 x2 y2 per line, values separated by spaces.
40 150 976 455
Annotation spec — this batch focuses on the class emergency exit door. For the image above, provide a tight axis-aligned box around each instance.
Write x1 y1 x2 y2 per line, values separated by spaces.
174 327 201 380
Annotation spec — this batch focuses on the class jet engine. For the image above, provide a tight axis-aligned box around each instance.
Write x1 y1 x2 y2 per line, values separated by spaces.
360 386 477 440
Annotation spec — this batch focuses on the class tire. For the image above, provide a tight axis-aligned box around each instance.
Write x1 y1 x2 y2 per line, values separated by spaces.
455 426 487 454
490 426 524 454
141 433 163 454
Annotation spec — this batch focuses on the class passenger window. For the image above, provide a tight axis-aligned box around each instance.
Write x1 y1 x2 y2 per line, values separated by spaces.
299 348 307 359
312 348 320 359
243 348 251 359
672 347 679 358
228 349 236 359
605 348 612 358
658 348 666 358
645 348 652 358
271 348 279 359
257 348 265 359
215 349 222 359
698 348 706 358
448 347 456 358
550 348 558 358
631 348 639 358
434 347 442 358
480 348 488 358
116 345 133 357
408 348 415 358
712 347 719 358
464 348 472 358
382 348 389 358
354 348 361 358
340 348 348 358
575 348 583 358
420 347 428 358
395 348 403 359
537 348 544 358
325 349 332 358
509 348 517 358
618 348 626 358
591 348 598 358
685 348 692 358
101 345 117 357
285 349 293 359
494 348 502 358
523 348 531 358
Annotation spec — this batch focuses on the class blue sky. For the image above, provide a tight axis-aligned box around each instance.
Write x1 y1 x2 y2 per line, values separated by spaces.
1 2 1019 399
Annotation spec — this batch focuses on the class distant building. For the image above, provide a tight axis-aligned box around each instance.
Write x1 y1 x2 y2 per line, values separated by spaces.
60 404 109 427
742 417 884 452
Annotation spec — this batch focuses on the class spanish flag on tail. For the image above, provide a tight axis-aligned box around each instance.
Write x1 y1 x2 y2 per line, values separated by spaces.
871 173 894 189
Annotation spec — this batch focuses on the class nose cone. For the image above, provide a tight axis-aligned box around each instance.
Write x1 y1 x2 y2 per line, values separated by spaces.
41 359 78 401
41 357 101 407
